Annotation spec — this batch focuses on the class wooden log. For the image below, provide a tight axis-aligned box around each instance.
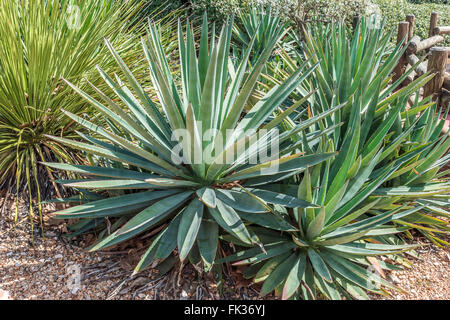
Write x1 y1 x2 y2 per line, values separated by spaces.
403 64 417 86
397 21 410 44
406 36 421 55
429 12 439 37
434 26 450 35
407 35 444 54
424 47 449 99
406 54 428 76
444 73 450 91
406 14 415 39
393 22 410 82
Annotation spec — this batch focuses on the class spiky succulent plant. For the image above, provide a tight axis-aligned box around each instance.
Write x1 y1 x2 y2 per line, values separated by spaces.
220 18 449 299
44 15 340 273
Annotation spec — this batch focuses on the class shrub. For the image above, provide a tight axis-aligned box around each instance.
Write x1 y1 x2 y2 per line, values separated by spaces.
372 0 450 46
47 14 450 300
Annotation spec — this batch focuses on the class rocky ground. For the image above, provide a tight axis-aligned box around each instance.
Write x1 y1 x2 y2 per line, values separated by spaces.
0 196 271 300
0 196 449 300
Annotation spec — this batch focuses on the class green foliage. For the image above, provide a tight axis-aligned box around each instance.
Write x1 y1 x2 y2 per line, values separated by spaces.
232 6 289 63
34 6 449 300
372 0 450 46
227 18 449 299
407 0 448 4
0 0 147 236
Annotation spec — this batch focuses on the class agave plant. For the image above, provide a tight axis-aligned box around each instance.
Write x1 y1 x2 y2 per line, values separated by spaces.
0 0 147 235
221 78 426 300
44 15 341 273
219 18 449 299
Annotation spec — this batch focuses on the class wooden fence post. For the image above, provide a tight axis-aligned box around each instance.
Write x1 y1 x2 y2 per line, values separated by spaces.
406 14 415 39
429 12 438 37
393 22 410 82
423 47 449 99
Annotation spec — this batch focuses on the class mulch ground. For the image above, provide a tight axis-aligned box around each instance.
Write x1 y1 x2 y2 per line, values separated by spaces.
0 196 449 300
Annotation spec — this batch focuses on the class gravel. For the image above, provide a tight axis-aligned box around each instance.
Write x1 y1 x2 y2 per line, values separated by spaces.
373 240 450 300
0 196 272 300
0 196 448 300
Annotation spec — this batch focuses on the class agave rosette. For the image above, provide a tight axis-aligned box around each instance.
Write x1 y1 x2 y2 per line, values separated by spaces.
44 15 340 272
221 83 424 300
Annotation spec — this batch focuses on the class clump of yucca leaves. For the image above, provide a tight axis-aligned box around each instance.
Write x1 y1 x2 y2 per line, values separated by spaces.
0 0 146 236
222 18 449 299
44 14 340 274
232 6 290 63
267 18 449 243
300 20 450 246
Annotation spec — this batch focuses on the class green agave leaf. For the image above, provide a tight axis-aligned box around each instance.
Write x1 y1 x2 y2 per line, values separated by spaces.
254 252 292 283
321 250 399 292
197 214 218 271
42 162 157 180
178 198 204 261
373 183 450 197
306 207 326 240
145 178 201 188
60 179 154 190
238 211 297 232
307 248 332 283
196 187 217 208
215 189 268 213
154 213 183 260
222 153 336 182
45 135 173 176
232 242 297 266
209 198 253 245
134 230 165 273
260 252 298 297
282 251 307 300
245 188 315 208
54 189 182 219
115 191 193 237
327 242 418 256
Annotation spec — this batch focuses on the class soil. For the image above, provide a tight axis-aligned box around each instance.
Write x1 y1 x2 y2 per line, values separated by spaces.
0 196 449 300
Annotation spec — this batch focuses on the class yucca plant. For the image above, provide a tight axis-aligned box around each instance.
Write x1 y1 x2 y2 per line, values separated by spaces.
219 18 449 299
44 15 341 274
0 0 146 235
263 18 449 242
232 6 291 63
372 104 450 247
